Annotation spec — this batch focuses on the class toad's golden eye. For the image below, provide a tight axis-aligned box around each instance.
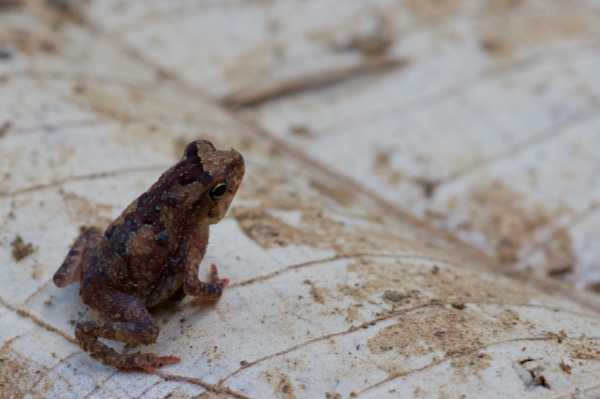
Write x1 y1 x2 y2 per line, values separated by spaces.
208 181 228 200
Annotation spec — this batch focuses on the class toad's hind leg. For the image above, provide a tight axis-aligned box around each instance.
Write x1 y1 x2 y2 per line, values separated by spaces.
76 290 180 373
53 227 103 287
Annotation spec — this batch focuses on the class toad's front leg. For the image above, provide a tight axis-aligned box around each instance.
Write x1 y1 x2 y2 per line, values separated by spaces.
181 229 229 304
76 290 179 373
185 263 229 305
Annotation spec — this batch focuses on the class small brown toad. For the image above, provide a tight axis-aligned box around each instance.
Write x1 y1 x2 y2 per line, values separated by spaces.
53 140 245 372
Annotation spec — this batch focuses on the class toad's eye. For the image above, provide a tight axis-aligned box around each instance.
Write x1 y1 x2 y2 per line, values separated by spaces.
208 181 228 200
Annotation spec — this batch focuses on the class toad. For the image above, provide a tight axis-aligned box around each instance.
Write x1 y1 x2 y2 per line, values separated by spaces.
53 140 244 372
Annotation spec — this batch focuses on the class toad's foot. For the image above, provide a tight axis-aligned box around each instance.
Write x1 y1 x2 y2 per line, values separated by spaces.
209 263 230 287
75 291 181 373
76 321 181 373
190 264 229 305
119 352 181 374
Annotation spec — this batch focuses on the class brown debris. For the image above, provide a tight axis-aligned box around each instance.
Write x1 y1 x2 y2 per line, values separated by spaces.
289 125 315 138
222 57 407 108
0 121 12 138
11 235 35 261
44 0 86 24
412 178 440 199
372 150 404 186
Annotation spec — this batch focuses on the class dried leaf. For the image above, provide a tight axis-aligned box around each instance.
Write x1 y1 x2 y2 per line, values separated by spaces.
1 1 600 398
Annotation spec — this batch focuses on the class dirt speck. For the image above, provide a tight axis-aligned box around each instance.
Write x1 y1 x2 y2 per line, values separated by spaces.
586 281 600 294
350 33 392 57
516 358 552 389
304 280 326 304
72 82 86 95
289 125 315 138
343 15 393 57
261 370 297 399
0 121 11 137
559 360 572 374
372 150 403 186
412 177 440 199
11 235 35 261
383 290 406 303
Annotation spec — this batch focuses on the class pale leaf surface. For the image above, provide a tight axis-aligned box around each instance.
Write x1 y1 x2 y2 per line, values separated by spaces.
1 1 600 398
